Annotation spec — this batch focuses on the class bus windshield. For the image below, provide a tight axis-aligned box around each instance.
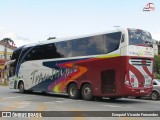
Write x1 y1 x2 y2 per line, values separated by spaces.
128 28 152 47
9 47 23 77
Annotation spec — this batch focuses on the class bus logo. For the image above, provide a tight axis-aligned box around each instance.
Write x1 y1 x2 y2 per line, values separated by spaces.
143 3 155 11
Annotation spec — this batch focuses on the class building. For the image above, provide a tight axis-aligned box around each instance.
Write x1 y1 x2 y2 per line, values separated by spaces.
0 41 17 80
153 39 158 55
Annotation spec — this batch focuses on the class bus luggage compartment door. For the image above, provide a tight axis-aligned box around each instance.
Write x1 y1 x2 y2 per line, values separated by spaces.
101 70 116 94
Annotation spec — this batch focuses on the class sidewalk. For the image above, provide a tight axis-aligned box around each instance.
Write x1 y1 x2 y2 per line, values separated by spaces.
0 79 8 86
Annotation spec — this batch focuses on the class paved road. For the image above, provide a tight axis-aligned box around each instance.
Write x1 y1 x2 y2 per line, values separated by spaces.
0 86 160 120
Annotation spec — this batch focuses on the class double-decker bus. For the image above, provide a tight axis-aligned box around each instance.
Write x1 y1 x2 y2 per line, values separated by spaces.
8 28 154 100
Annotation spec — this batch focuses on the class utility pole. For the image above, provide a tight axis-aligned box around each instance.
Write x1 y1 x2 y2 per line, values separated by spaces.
4 45 7 62
3 44 7 85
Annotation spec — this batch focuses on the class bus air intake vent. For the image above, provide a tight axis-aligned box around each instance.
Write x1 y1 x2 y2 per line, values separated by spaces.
130 58 151 66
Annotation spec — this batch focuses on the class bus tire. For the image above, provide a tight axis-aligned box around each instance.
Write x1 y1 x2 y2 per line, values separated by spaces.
68 83 80 99
151 91 159 100
19 82 25 94
81 84 93 101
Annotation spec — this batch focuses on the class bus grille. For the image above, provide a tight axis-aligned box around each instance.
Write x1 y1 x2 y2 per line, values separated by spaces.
130 58 151 66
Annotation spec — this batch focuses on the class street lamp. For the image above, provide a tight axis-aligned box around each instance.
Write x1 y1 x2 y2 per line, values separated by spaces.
114 26 120 31
47 37 56 40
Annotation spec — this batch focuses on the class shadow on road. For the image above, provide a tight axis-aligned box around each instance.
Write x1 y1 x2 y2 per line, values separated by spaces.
11 91 151 104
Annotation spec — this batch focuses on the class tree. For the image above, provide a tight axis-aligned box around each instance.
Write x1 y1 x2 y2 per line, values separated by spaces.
0 38 15 46
154 55 160 79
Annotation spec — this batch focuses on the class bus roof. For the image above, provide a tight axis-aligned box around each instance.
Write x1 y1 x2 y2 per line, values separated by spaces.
21 28 132 48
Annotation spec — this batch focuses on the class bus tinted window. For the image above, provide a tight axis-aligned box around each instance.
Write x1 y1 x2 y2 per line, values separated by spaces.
23 43 62 61
9 47 23 77
19 47 31 62
72 38 88 56
11 47 23 60
44 43 62 59
21 32 121 61
87 35 104 55
56 41 72 57
22 47 41 62
72 35 104 56
104 32 121 53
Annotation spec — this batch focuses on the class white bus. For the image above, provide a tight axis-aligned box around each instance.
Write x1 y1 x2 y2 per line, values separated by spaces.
8 28 154 100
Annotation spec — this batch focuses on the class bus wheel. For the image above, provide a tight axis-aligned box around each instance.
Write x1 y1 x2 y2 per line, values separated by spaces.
19 82 25 94
81 84 93 101
68 83 80 99
151 91 159 100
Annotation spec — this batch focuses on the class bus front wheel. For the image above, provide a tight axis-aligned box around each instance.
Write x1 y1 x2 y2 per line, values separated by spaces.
68 83 80 99
81 84 93 101
19 82 25 94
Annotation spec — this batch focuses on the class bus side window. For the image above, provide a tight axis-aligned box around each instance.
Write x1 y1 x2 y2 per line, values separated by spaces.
28 47 39 60
19 47 31 62
87 35 104 55
72 38 88 56
56 41 72 58
23 46 42 61
104 32 121 54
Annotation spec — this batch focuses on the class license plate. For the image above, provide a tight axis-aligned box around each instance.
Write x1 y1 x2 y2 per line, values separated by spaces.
140 90 144 92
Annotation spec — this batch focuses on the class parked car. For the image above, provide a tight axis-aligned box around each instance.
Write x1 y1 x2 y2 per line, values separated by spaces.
134 79 160 100
150 79 160 100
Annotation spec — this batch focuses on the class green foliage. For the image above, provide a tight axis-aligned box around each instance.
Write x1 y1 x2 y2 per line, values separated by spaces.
0 38 15 46
154 72 160 79
154 55 160 79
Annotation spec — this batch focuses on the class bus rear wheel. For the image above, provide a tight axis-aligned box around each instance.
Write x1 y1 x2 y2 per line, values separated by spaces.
81 84 93 101
19 82 25 94
68 83 80 99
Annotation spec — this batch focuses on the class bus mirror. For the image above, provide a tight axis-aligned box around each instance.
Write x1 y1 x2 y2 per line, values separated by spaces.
4 59 16 70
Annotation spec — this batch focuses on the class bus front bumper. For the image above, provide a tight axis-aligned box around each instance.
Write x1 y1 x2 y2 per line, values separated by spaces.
9 80 15 89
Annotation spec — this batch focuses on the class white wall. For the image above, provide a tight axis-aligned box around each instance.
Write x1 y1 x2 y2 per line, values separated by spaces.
0 45 14 59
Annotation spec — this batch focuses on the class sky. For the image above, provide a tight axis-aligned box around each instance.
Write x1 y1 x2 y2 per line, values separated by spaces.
0 0 160 47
